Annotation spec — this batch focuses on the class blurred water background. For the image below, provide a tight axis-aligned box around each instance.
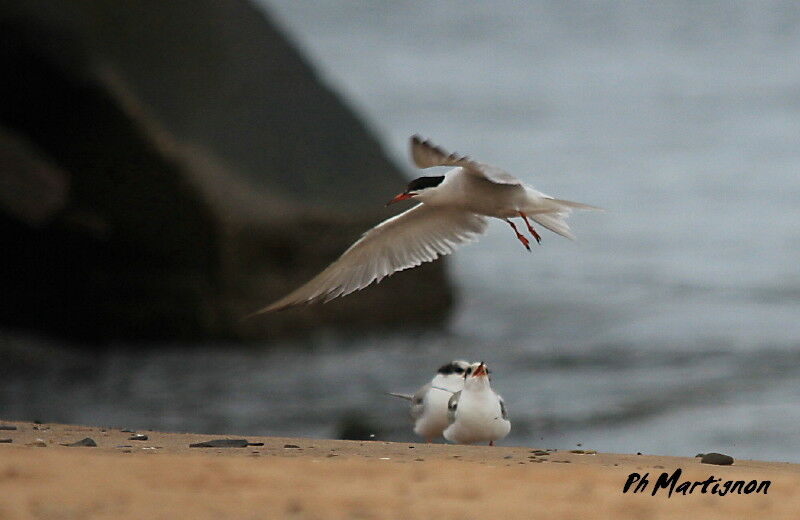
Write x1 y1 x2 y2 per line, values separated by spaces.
3 1 800 461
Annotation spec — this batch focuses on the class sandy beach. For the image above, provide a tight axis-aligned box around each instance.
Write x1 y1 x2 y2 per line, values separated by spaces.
0 420 797 519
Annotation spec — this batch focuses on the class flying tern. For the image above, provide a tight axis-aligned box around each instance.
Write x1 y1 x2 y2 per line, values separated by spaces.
253 135 599 314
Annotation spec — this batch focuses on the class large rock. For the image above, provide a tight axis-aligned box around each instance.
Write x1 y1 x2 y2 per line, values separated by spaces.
0 1 453 343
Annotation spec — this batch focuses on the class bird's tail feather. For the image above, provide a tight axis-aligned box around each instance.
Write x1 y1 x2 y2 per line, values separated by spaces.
385 392 413 401
528 198 602 240
528 194 602 240
531 212 576 240
547 198 603 211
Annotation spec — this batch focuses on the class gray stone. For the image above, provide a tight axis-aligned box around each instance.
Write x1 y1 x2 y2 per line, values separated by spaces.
700 452 734 466
62 437 97 447
190 439 249 448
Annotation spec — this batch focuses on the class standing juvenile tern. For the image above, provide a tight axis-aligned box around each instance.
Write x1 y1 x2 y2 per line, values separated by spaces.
443 362 510 446
387 360 470 443
252 135 599 314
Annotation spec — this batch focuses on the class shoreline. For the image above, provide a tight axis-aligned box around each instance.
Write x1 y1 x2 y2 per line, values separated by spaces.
1 419 798 519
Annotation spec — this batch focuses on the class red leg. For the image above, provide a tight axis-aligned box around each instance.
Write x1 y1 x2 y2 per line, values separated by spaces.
518 211 541 244
504 219 530 252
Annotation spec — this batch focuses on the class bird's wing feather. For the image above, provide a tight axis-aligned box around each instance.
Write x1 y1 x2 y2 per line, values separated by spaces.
466 162 523 186
411 135 471 169
409 383 431 421
386 392 414 401
253 204 488 313
498 395 509 420
411 384 430 405
410 135 522 186
447 390 461 424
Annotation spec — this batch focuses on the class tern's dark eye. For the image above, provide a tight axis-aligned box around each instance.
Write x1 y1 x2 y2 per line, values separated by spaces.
466 367 472 375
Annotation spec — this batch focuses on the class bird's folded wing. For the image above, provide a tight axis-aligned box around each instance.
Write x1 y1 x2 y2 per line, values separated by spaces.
447 391 461 424
411 384 430 405
410 135 521 186
252 204 488 314
499 395 509 420
409 383 431 420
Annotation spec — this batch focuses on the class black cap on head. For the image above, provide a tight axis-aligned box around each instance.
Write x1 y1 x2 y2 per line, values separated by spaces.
437 361 466 375
407 176 445 192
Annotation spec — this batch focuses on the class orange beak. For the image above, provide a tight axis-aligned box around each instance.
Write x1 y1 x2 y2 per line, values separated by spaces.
386 192 415 206
472 363 487 378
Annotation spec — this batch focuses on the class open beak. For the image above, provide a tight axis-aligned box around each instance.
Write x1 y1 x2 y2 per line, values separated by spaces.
386 192 415 206
472 363 487 378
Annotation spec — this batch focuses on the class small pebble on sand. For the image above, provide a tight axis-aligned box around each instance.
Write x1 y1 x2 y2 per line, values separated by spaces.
62 438 97 447
190 439 249 448
700 453 734 466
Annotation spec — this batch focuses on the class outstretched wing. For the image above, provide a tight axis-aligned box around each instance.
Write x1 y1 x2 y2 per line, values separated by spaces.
447 390 461 424
410 135 522 186
252 204 488 314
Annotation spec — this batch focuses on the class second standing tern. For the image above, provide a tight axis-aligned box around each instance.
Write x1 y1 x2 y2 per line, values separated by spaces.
388 360 470 443
254 135 599 314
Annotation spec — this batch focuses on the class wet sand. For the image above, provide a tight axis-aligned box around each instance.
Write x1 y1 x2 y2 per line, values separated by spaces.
0 420 798 519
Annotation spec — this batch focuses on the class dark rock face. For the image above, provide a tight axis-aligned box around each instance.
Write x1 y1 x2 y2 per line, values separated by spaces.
0 1 453 344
